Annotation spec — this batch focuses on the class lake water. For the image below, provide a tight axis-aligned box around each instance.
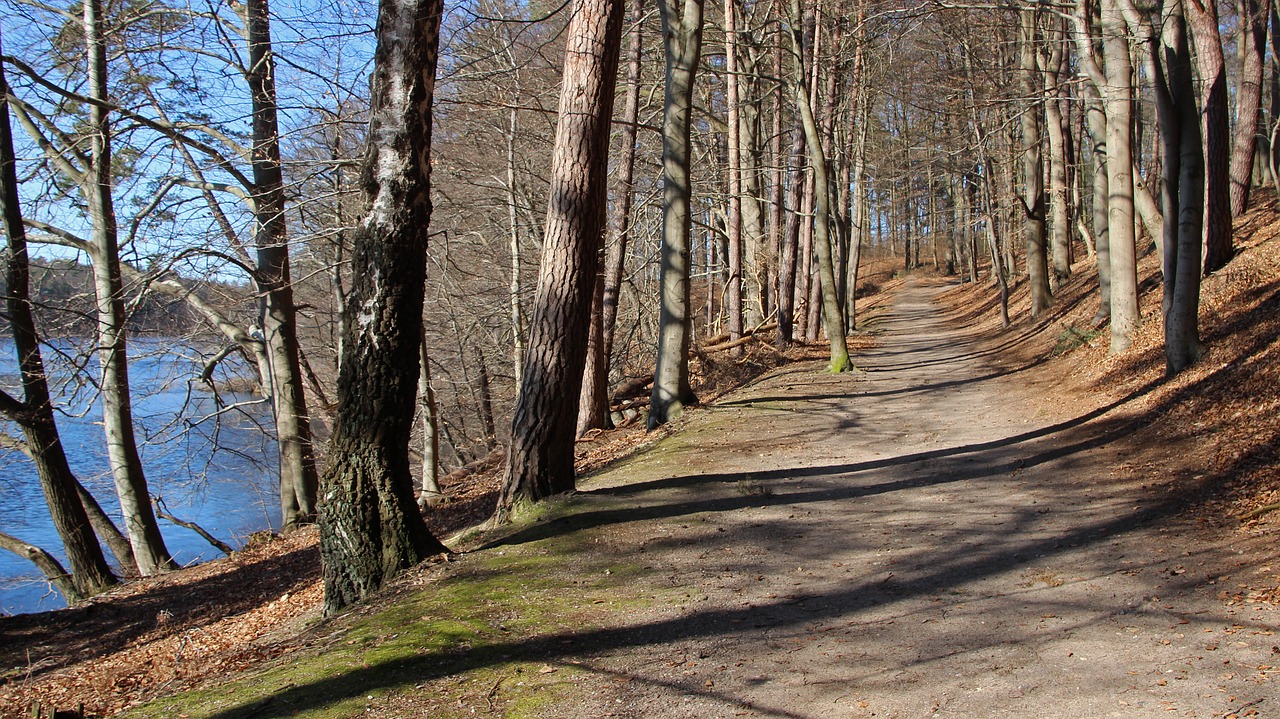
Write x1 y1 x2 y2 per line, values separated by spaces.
0 338 281 615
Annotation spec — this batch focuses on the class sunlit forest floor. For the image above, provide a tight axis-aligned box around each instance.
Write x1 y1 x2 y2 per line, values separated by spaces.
2 192 1279 716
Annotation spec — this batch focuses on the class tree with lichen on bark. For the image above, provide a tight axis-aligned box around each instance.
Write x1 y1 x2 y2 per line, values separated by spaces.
318 0 449 614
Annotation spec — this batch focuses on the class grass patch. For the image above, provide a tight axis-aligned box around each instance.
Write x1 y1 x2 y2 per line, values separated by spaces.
1052 325 1101 356
118 528 655 719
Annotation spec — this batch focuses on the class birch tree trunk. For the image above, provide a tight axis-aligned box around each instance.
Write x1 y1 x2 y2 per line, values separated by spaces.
319 0 449 614
649 0 704 428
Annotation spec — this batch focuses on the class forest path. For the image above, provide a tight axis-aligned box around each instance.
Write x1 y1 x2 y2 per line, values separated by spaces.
535 277 1277 718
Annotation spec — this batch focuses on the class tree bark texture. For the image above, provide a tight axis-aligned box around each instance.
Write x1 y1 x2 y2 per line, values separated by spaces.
0 43 118 598
1184 0 1233 273
1042 21 1073 288
1019 8 1052 317
84 0 174 576
789 0 849 372
1150 0 1204 373
319 0 449 614
1230 0 1269 215
649 0 704 428
1101 0 1139 352
498 0 626 516
246 0 320 528
724 0 744 349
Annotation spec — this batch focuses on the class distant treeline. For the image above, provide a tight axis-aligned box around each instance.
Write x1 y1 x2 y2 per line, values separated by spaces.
0 258 254 338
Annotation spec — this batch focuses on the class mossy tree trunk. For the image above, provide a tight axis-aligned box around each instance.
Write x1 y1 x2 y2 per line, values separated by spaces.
497 0 627 518
319 0 449 614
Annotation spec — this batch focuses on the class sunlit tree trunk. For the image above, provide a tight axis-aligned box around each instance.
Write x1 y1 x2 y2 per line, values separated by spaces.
246 0 319 529
788 0 849 371
319 0 449 614
498 0 626 515
1101 0 1139 352
1019 7 1051 317
724 0 744 350
84 0 174 576
1043 19 1072 289
417 335 442 508
649 0 704 428
1148 0 1204 373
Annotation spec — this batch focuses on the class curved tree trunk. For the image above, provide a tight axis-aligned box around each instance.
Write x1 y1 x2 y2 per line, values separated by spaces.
788 0 849 372
319 0 449 614
497 0 627 516
649 0 704 428
0 48 117 598
84 0 173 576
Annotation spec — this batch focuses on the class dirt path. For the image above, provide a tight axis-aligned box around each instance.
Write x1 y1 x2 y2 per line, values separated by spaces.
517 278 1276 718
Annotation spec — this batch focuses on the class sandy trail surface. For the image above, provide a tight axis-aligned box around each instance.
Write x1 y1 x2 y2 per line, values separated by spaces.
518 278 1277 718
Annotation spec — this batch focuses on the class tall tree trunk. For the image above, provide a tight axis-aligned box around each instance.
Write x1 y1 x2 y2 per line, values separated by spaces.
1101 0 1139 352
318 0 449 614
581 0 645 435
724 0 744 350
507 107 526 384
1185 0 1233 273
767 41 785 325
1043 21 1072 289
499 0 626 515
649 0 704 428
1231 0 1269 215
0 44 117 598
84 0 174 576
417 335 442 508
246 0 320 528
789 0 850 371
1019 7 1051 317
1148 0 1204 373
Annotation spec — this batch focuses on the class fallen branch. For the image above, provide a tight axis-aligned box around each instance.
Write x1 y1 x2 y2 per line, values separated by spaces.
152 497 233 555
1241 502 1280 521
0 530 80 603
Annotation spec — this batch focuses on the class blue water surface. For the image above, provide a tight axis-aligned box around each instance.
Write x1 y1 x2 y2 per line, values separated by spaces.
0 337 281 615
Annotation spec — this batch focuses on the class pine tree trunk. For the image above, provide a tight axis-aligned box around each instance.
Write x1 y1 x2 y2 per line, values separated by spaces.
499 0 626 514
649 0 704 428
319 0 449 614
